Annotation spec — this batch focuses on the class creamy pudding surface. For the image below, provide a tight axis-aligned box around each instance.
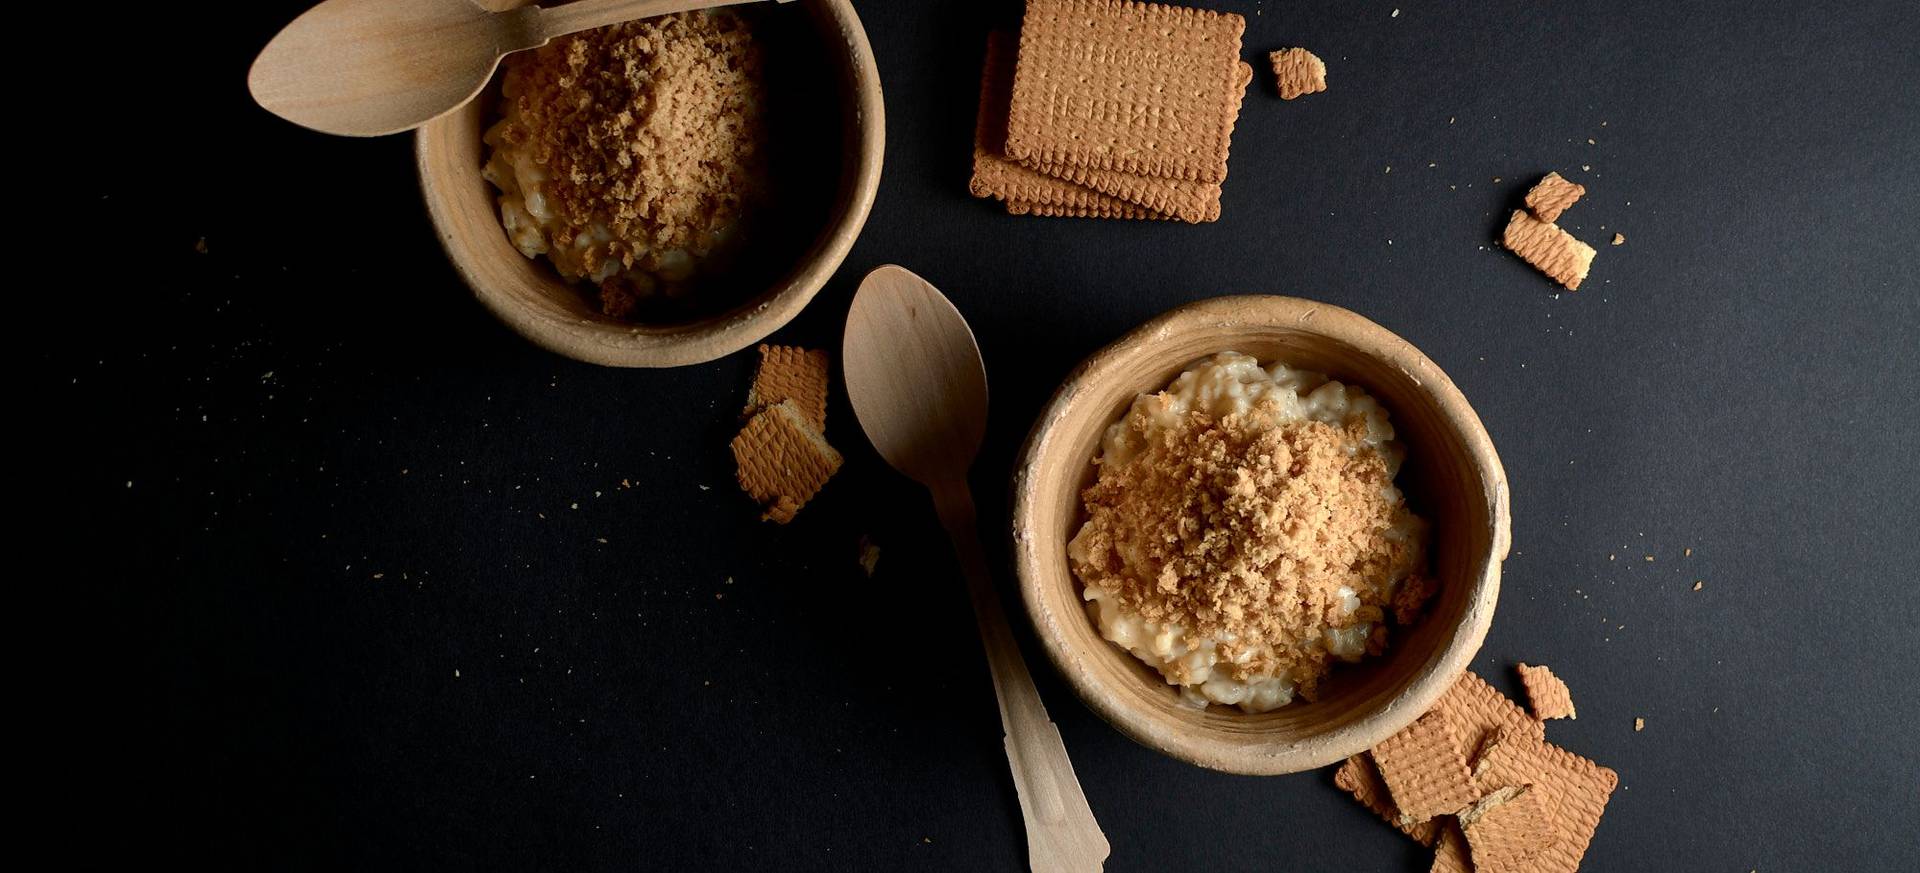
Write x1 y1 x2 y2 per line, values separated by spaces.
1067 351 1433 713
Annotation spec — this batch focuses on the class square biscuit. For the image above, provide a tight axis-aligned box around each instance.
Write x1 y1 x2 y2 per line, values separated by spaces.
970 33 1169 218
1007 0 1246 183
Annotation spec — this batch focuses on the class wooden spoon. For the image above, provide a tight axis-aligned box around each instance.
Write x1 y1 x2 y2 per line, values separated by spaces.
844 265 1110 873
249 0 788 137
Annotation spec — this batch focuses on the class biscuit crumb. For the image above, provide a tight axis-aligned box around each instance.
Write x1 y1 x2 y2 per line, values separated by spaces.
1612 233 1626 246
1634 717 1645 732
1267 47 1328 100
1693 581 1703 591
1072 395 1428 699
858 536 880 577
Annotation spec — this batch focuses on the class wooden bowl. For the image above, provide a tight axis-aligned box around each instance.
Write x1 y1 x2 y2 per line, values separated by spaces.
1011 296 1510 775
415 0 884 368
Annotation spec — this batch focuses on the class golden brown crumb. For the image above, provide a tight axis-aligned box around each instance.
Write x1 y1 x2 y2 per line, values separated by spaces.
1634 717 1645 732
1267 47 1327 100
1693 581 1703 591
493 12 767 282
1612 233 1626 246
1072 395 1425 698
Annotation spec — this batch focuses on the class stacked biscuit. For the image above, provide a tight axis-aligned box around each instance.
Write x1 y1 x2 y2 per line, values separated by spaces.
970 0 1251 223
731 345 840 524
1503 172 1598 290
1334 667 1617 873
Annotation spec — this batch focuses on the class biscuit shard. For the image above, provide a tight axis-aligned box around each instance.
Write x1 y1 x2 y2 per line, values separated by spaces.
1392 572 1438 624
1471 724 1517 782
1021 61 1251 224
1518 663 1578 720
1461 784 1556 873
1430 823 1472 873
1503 209 1597 290
1334 754 1440 846
971 33 1168 218
1007 0 1246 182
745 344 830 431
731 400 842 524
1525 171 1586 222
1268 47 1327 99
1372 710 1480 822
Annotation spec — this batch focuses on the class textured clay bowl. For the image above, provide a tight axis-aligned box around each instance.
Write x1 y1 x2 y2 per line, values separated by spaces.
1012 295 1510 775
416 0 884 368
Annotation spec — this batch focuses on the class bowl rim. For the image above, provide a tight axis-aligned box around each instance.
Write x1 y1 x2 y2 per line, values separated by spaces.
1010 294 1511 775
414 0 884 369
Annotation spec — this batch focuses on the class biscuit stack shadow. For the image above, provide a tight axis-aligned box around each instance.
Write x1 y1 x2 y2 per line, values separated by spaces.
969 0 1250 223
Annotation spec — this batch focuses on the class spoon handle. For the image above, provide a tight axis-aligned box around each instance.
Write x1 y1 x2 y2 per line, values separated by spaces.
932 483 1110 873
534 0 772 42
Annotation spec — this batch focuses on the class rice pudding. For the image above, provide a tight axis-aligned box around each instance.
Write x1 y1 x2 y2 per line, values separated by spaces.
481 11 769 319
1067 352 1433 713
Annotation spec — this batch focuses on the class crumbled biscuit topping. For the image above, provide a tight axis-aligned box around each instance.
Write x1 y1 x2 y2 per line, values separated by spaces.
492 12 768 279
1072 394 1425 695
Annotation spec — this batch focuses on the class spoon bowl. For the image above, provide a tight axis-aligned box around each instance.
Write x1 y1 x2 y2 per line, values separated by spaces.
843 265 989 486
249 0 532 137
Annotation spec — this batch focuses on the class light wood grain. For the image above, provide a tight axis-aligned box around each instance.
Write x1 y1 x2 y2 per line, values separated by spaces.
845 266 1110 873
250 0 790 138
1010 295 1511 775
415 0 883 368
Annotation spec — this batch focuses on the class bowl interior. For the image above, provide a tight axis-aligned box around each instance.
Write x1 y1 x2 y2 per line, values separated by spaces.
417 0 879 367
1014 296 1507 775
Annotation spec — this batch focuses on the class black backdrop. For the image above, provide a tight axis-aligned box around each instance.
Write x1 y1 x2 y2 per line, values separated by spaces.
56 1 1920 870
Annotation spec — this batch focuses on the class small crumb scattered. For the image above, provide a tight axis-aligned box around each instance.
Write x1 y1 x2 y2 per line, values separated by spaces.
1612 233 1626 246
1634 717 1645 732
194 237 209 254
858 536 881 577
1685 547 1692 557
1392 8 1400 17
1693 581 1703 591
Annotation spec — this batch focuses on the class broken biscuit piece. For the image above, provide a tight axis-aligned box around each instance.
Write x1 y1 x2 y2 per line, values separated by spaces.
1503 209 1597 290
1268 47 1327 99
1460 784 1557 873
744 344 830 431
1335 754 1440 846
1371 710 1480 822
731 400 842 524
1518 663 1578 720
1524 171 1586 222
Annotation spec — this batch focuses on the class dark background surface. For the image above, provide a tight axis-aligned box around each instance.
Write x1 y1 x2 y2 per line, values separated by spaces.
57 0 1920 870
